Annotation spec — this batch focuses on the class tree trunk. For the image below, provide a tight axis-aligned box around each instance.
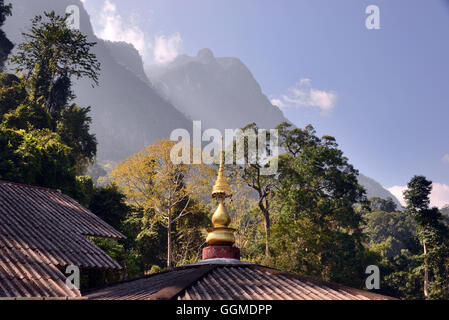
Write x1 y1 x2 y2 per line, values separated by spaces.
263 211 270 257
446 263 449 296
259 200 270 258
167 212 173 268
423 240 429 299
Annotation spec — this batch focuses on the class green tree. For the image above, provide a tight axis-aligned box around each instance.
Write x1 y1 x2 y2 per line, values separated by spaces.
2 103 52 130
368 197 397 213
10 11 100 113
1 11 99 185
404 175 449 299
110 140 214 268
0 0 13 71
237 122 278 258
271 122 368 287
0 127 77 193
362 199 416 258
0 73 27 117
57 104 97 174
85 183 144 283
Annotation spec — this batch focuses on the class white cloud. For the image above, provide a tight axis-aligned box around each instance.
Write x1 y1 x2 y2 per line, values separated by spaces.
93 0 182 65
270 98 285 108
430 183 449 208
386 185 408 207
272 78 337 113
96 0 150 59
153 33 183 65
442 154 449 164
386 183 449 209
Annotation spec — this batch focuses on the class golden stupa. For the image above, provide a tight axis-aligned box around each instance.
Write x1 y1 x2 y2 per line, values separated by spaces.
205 138 236 245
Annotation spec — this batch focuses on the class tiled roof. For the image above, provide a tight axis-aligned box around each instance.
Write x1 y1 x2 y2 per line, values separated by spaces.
0 181 126 299
87 261 395 300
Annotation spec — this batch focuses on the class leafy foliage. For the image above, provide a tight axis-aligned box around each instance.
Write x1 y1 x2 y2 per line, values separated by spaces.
403 176 449 299
0 127 76 192
237 122 278 258
57 104 97 173
0 73 27 116
110 140 214 268
265 122 369 287
1 11 98 196
10 11 100 113
0 0 13 71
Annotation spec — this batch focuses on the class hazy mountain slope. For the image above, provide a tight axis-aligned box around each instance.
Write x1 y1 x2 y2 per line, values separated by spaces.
358 174 403 209
4 0 191 161
104 40 150 85
147 48 289 131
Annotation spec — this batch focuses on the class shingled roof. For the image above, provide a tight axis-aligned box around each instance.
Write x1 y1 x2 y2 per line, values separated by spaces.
87 259 395 300
0 180 125 299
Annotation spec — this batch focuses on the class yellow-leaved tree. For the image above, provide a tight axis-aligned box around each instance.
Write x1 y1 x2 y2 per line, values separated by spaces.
110 140 214 268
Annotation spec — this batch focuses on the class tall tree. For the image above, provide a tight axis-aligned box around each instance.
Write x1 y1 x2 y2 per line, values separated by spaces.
238 123 278 258
0 0 13 71
10 11 100 113
404 176 449 299
57 104 97 174
3 12 99 175
0 11 99 198
272 122 368 286
110 140 213 268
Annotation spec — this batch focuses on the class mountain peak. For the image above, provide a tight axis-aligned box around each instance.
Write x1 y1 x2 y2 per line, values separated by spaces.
197 48 215 62
149 49 288 132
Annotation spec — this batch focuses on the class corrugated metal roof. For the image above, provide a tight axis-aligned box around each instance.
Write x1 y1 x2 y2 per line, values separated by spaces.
86 265 216 300
87 263 395 300
0 181 126 299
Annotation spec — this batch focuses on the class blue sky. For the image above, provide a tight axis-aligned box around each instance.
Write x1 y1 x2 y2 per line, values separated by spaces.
81 0 449 207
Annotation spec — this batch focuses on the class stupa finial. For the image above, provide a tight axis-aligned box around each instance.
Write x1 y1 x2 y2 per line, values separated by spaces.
205 136 235 245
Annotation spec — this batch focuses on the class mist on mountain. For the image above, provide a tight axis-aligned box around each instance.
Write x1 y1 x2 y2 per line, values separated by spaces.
147 48 289 132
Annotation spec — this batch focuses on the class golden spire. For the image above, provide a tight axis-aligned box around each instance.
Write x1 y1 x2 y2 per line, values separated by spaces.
212 137 232 198
205 137 236 245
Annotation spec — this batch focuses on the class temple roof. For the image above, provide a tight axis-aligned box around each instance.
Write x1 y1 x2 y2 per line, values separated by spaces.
87 262 395 300
0 180 125 299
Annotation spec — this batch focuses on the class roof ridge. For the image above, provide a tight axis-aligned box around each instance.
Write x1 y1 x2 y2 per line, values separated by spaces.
84 263 216 295
154 265 217 300
0 180 62 193
85 264 218 300
171 265 220 300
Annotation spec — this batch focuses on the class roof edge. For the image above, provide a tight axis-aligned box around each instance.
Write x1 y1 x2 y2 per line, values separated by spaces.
0 180 62 194
0 179 127 240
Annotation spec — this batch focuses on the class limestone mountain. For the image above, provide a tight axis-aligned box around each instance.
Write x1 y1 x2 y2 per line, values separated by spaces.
147 48 289 132
357 173 403 209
